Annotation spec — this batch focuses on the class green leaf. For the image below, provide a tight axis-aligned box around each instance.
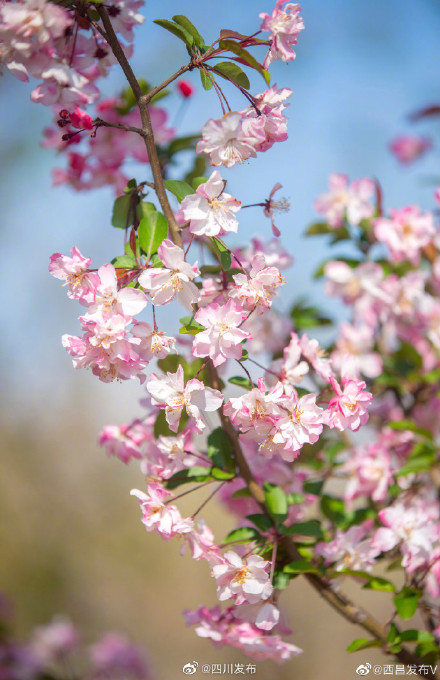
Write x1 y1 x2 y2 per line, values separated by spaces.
136 201 156 221
207 428 234 472
272 570 290 590
320 494 346 525
246 513 273 532
394 587 420 620
212 61 250 89
211 236 231 270
219 39 270 84
185 156 207 186
138 211 168 262
179 317 206 335
280 520 323 539
211 467 235 481
172 15 204 47
163 179 195 203
165 466 212 490
284 560 321 575
112 194 135 229
400 630 434 643
228 376 255 390
154 19 194 49
167 134 201 158
200 68 214 90
111 254 136 268
339 570 396 592
388 420 432 439
286 493 305 504
347 638 382 653
226 527 262 544
263 482 288 524
396 455 435 478
306 221 332 236
290 297 332 329
303 479 324 496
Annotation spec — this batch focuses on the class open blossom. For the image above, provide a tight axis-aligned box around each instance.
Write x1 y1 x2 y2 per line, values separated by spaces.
342 442 394 503
130 322 175 361
314 173 375 228
372 498 440 573
229 254 284 313
324 261 383 304
224 379 284 439
184 606 301 663
90 632 151 680
89 263 147 317
179 171 241 237
99 420 152 464
325 377 372 432
259 1 304 68
315 524 380 572
146 365 223 432
130 484 183 540
49 246 98 304
212 551 273 604
271 388 324 460
299 333 334 382
331 322 382 379
138 239 199 310
373 205 435 265
262 182 290 237
196 112 263 168
192 300 251 366
266 332 309 387
389 135 432 164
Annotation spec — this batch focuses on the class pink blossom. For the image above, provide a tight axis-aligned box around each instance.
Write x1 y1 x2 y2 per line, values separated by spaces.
266 332 309 387
184 605 302 662
146 365 223 432
196 112 262 168
224 379 284 439
229 254 284 314
315 524 380 572
179 171 241 237
373 205 435 265
69 106 94 130
331 323 382 379
324 260 383 304
90 633 151 680
234 237 294 271
325 377 372 432
262 182 290 237
372 498 439 573
212 552 273 604
314 173 375 228
49 246 98 304
342 443 394 503
389 135 432 164
130 484 183 540
130 322 175 361
98 421 150 463
241 308 293 356
259 2 305 68
62 333 147 383
29 619 79 667
270 389 324 461
192 300 251 366
299 333 334 382
89 263 147 318
138 239 200 310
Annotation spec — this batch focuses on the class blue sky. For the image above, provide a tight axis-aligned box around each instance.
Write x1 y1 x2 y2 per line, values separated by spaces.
1 0 440 423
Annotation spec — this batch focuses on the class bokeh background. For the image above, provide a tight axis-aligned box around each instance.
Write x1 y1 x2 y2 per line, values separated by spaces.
1 0 440 678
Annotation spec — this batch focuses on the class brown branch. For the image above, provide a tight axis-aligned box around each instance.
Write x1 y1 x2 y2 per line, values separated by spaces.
144 64 193 104
94 118 143 135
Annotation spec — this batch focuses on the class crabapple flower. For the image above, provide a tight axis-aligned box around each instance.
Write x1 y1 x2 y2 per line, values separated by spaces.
138 239 200 310
184 605 302 662
324 261 383 304
389 135 432 164
49 247 98 304
192 300 251 366
130 484 183 540
342 442 394 504
229 254 284 314
373 206 435 265
265 332 309 387
179 171 241 237
224 379 284 439
196 112 262 168
99 420 152 464
315 525 380 572
89 263 147 317
325 377 373 432
314 173 375 228
212 551 273 604
299 333 334 382
130 322 175 361
259 2 305 68
69 107 94 130
263 183 290 237
271 389 324 461
146 365 223 432
90 633 151 680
